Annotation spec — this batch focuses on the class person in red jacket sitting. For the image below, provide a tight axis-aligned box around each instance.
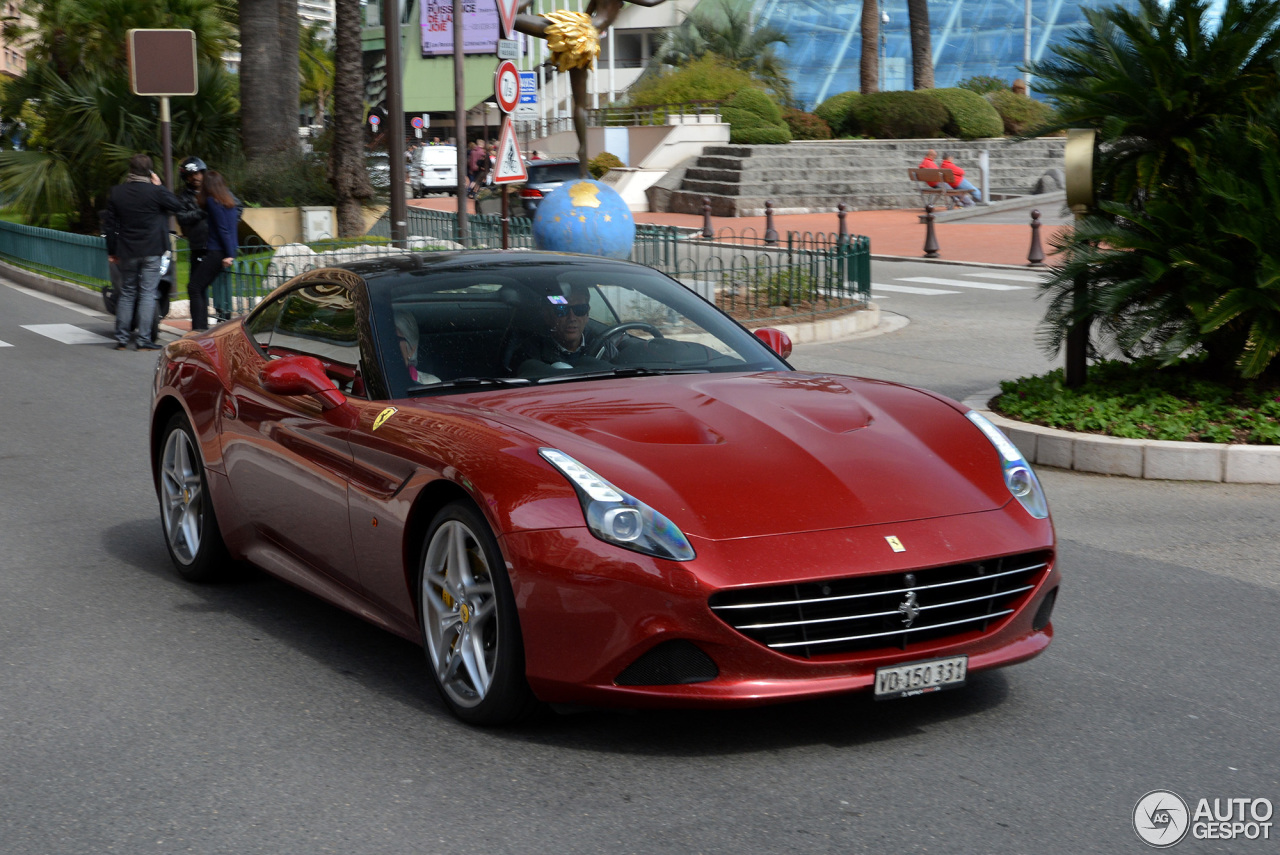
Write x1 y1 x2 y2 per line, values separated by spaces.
918 149 941 188
939 152 982 206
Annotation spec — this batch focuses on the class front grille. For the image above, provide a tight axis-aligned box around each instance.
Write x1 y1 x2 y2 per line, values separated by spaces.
708 551 1050 659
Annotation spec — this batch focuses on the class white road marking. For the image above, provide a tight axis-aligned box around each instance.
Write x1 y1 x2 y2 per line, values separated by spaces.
964 272 1046 283
21 324 113 345
898 276 1026 291
872 282 960 295
0 339 11 347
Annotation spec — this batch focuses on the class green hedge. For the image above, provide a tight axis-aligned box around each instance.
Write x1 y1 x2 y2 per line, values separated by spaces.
848 91 948 139
729 126 793 145
721 87 791 145
925 88 1004 139
813 91 860 136
987 90 1057 136
727 87 784 125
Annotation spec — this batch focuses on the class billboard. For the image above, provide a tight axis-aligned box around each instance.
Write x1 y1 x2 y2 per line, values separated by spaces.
421 0 501 56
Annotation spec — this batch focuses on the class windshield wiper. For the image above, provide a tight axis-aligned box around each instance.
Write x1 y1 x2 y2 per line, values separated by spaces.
409 376 534 392
534 367 710 384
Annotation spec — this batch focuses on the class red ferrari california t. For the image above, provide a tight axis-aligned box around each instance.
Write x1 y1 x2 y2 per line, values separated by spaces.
150 251 1058 724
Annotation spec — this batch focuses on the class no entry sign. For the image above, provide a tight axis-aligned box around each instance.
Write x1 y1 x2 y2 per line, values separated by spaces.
495 60 520 114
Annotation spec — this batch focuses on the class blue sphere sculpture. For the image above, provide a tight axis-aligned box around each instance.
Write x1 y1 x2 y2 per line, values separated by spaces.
531 178 635 260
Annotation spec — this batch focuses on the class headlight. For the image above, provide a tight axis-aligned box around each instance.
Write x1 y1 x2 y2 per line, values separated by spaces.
539 448 696 561
965 412 1050 519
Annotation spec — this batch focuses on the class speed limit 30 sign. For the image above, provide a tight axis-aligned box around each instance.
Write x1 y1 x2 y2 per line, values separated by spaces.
494 60 520 114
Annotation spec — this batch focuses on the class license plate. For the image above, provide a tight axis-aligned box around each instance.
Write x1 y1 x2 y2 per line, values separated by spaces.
874 655 967 700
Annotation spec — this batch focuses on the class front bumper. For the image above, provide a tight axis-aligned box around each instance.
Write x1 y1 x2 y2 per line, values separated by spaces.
502 504 1058 708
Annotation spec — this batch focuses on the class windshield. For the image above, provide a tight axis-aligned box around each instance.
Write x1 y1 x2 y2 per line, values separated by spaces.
370 258 789 398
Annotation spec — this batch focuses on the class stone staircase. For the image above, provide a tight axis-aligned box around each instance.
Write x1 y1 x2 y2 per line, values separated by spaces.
648 138 1068 217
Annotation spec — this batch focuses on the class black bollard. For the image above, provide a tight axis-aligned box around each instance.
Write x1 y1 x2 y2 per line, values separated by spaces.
702 197 714 239
922 205 940 258
837 203 848 245
764 200 778 246
1027 209 1046 265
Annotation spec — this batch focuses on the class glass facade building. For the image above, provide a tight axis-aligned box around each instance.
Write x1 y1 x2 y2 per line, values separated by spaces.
755 0 1141 110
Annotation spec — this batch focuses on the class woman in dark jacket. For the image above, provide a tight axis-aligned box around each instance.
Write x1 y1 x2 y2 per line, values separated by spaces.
200 170 241 323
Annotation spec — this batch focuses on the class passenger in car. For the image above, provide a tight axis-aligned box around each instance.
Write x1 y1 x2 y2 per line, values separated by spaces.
394 310 441 386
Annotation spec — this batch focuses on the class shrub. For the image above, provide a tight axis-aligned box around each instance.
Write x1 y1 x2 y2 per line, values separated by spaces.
729 125 792 145
720 87 791 144
783 107 833 140
726 87 784 125
987 90 1057 136
221 149 338 208
720 105 768 129
847 91 948 139
957 75 1010 95
588 151 624 178
925 88 1004 139
627 55 756 107
813 91 860 135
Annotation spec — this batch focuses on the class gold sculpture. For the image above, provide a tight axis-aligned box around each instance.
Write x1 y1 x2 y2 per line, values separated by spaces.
515 0 669 176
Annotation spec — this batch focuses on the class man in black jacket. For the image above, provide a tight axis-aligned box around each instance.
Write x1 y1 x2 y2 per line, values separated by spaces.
175 156 213 329
104 153 183 350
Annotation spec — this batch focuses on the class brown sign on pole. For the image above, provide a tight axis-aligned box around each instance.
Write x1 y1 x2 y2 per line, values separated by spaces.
127 29 198 96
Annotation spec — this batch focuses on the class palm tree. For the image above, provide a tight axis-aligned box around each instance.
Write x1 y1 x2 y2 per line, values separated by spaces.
860 0 880 94
1032 0 1280 380
652 0 793 102
0 0 240 229
906 0 934 89
1032 0 1280 204
300 21 335 128
329 0 372 236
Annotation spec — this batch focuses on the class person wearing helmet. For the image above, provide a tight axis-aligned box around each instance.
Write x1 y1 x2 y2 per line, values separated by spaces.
177 156 217 329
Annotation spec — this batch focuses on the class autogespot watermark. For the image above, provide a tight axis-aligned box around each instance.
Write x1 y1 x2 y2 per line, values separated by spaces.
1133 789 1275 847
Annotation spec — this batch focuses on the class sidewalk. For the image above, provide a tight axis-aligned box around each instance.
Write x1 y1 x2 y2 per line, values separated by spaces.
408 197 1070 268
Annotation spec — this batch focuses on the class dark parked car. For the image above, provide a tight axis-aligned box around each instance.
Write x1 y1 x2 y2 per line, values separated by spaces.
518 159 581 216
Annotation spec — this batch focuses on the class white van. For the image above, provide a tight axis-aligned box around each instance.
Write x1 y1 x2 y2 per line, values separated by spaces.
410 146 458 197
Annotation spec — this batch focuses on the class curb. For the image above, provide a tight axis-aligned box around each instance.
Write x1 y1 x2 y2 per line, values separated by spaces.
0 259 190 337
963 389 1280 484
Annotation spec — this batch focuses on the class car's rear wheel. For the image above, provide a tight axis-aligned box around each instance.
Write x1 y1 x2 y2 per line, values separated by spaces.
418 501 535 724
158 412 231 582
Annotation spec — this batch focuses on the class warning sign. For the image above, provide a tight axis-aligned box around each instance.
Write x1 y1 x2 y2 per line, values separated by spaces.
492 116 527 184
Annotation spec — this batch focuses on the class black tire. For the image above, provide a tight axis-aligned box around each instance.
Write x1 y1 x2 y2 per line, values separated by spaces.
157 413 232 583
417 500 537 724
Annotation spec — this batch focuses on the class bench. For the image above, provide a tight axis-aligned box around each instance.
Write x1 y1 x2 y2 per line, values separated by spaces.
907 167 974 210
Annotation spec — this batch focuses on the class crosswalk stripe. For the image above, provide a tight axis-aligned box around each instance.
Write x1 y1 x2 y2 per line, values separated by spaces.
21 323 114 345
898 277 1026 292
964 272 1046 283
873 282 960 295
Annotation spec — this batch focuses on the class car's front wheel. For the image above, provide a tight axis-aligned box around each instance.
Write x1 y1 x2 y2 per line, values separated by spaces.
418 501 536 724
157 412 231 582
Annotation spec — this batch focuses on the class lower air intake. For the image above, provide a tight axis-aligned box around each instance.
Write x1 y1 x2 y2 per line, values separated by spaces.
615 640 719 686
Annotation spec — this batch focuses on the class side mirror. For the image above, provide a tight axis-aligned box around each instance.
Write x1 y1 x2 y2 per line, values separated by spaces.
754 327 793 360
260 355 346 410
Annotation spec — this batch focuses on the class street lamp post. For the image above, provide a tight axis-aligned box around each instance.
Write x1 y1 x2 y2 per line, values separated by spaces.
880 11 890 91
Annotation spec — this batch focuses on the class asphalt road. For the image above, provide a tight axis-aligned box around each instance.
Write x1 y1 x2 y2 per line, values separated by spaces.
1 267 1277 854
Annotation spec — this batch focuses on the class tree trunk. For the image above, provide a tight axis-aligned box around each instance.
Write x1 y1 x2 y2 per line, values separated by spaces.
239 0 283 159
278 0 301 151
331 0 373 236
906 0 934 89
860 0 880 94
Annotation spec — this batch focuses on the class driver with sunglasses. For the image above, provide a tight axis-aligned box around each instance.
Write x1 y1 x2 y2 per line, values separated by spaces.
509 284 616 375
